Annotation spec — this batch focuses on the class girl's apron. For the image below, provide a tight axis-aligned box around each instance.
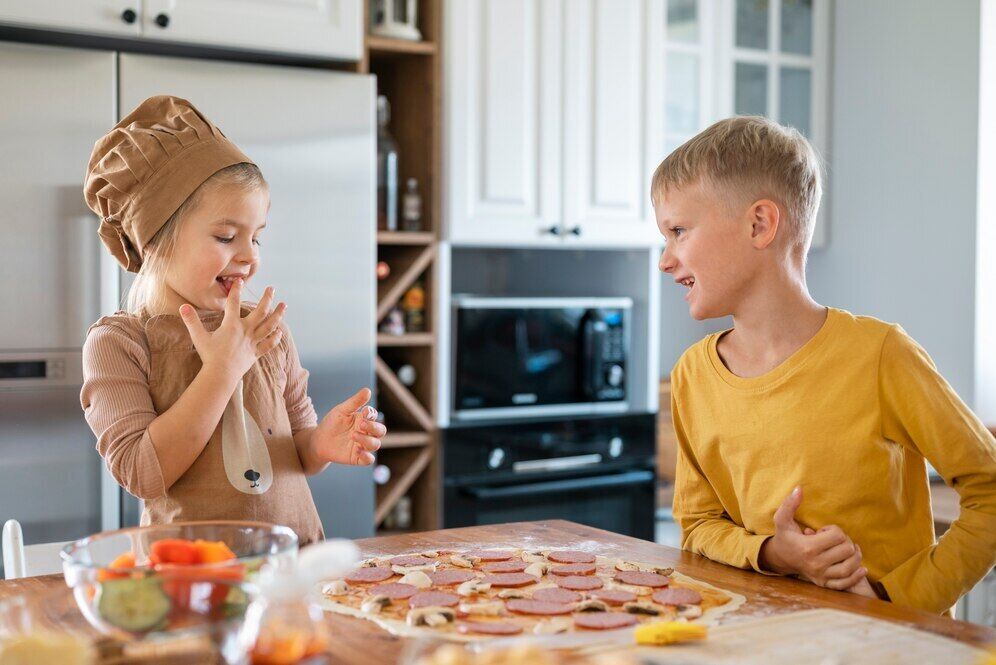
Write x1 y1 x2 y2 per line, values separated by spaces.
141 312 324 545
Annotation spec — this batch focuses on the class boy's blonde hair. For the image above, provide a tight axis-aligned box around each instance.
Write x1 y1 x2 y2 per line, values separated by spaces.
651 116 822 252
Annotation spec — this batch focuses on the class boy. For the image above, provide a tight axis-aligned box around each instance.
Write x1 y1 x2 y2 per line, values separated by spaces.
656 116 996 613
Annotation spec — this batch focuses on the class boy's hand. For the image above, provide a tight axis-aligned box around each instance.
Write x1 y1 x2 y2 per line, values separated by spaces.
846 576 878 599
759 486 868 590
312 387 386 466
180 280 285 382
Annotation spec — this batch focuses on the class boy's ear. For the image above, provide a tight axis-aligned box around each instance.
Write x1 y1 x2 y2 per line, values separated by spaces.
749 199 780 249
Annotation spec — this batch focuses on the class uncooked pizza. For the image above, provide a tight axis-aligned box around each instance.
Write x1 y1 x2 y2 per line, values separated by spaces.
318 547 745 641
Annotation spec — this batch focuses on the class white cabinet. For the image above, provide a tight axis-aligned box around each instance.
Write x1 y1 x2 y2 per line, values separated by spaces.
446 0 658 248
0 0 141 37
142 0 362 60
0 0 362 61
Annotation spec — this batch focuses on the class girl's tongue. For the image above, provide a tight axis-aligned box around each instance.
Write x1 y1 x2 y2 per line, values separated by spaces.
217 276 237 296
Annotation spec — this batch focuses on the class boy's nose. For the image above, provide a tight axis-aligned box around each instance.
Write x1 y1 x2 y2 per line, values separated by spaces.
659 246 677 274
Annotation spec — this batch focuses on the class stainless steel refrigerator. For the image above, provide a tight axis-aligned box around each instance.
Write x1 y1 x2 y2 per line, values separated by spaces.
0 42 376 553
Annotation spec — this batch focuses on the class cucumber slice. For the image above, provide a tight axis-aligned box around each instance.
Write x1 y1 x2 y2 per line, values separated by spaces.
97 577 171 633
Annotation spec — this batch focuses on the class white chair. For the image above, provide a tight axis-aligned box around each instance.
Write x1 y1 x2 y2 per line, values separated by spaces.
2 520 69 580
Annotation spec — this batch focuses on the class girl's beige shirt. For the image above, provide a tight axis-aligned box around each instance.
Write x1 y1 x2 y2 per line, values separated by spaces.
80 311 324 545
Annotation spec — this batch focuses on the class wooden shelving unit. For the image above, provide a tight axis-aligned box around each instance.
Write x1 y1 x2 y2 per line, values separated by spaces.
356 0 442 535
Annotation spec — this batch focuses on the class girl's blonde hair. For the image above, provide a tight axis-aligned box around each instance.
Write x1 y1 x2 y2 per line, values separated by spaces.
127 163 281 397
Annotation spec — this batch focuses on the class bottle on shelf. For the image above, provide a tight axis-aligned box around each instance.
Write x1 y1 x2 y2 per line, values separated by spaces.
376 260 391 280
379 306 406 336
392 496 412 530
376 95 399 232
396 364 417 387
373 464 391 486
401 281 426 333
401 178 423 232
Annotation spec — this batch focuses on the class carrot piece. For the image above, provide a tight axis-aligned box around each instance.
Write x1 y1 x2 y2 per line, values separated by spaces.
97 551 136 582
194 539 237 563
150 539 199 565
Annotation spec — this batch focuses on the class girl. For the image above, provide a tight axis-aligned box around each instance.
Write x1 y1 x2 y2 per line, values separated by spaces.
80 95 385 545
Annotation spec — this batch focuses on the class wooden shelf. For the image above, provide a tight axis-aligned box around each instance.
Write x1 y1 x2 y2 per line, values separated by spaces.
376 356 434 432
367 35 437 56
378 231 435 245
381 431 432 449
376 244 435 321
375 446 433 526
377 333 436 347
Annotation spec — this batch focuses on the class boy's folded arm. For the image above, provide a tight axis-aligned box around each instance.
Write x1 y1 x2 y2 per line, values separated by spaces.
671 394 773 573
877 326 996 613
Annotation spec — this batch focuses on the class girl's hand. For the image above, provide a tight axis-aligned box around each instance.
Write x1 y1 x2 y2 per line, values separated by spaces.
312 388 386 466
179 279 285 381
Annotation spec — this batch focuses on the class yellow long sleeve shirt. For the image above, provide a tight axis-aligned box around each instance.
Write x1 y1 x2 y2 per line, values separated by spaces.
671 308 996 614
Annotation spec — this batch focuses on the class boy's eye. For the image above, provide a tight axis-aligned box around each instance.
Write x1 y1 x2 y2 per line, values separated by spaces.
252 238 261 246
671 227 685 238
214 236 234 244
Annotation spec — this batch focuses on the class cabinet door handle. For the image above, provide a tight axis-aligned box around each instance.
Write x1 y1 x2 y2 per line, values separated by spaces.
567 225 582 237
543 225 563 236
120 8 137 24
155 13 170 28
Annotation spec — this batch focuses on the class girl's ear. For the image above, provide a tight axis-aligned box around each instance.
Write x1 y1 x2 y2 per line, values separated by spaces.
749 199 780 250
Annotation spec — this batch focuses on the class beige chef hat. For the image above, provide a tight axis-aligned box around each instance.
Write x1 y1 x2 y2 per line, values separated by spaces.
84 95 254 272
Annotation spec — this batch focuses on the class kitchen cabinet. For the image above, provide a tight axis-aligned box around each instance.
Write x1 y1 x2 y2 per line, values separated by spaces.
0 0 363 60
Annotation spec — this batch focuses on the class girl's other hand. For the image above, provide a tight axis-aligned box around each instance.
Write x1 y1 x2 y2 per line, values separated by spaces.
313 387 386 466
179 279 285 382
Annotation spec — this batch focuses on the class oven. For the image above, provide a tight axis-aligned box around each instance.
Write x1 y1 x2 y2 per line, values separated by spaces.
451 296 632 421
443 413 656 540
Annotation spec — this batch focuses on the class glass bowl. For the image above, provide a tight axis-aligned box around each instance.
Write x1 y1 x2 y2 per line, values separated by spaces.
60 521 296 644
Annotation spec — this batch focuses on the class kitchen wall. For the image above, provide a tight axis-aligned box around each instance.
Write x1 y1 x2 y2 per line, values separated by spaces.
660 0 983 410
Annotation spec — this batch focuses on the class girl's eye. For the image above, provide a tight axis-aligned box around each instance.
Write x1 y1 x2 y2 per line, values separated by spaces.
252 238 261 246
214 236 235 244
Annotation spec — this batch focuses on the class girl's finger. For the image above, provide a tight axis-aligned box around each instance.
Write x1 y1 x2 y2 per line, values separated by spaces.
351 433 381 452
249 286 275 325
224 278 243 323
356 451 375 466
254 302 286 339
179 304 208 346
361 421 387 438
256 328 283 357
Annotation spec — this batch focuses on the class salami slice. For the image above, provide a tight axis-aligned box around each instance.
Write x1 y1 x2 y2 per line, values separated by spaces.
549 563 596 576
368 582 418 599
574 612 638 630
483 560 527 573
614 571 670 588
426 569 476 586
390 555 435 567
465 549 515 562
531 587 582 604
482 573 539 588
547 550 596 564
506 599 575 616
457 621 524 636
345 567 394 584
554 575 604 591
409 591 460 609
652 587 702 606
589 589 637 606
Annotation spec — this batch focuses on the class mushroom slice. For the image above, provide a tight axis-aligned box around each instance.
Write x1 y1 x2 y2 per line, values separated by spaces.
623 601 661 616
523 562 548 578
361 595 391 614
456 579 492 597
575 600 608 613
358 558 380 568
458 600 505 617
392 563 438 575
609 582 652 597
532 618 572 635
407 606 456 628
521 551 548 564
676 604 703 619
497 589 529 599
398 570 433 589
321 580 348 596
449 555 474 569
615 559 640 572
420 550 440 558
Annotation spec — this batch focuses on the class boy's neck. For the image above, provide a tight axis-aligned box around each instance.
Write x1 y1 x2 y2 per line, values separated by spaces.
719 267 827 378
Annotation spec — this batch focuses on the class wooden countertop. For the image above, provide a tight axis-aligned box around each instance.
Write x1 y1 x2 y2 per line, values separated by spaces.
2 520 993 663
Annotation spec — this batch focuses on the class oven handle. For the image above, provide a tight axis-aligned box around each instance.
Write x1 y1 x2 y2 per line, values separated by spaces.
512 453 602 474
460 470 654 500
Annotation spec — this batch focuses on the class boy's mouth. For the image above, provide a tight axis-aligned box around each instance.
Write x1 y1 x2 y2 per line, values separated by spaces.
676 276 696 301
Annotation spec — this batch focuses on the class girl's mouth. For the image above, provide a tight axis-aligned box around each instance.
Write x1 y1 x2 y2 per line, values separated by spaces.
216 276 242 296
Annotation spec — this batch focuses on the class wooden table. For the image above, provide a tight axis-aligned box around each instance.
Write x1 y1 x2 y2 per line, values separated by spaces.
2 520 993 664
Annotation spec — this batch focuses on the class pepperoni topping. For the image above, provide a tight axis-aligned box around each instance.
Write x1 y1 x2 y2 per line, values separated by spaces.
409 591 460 609
554 575 604 591
506 599 575 616
550 563 596 576
465 549 515 562
481 573 539 588
457 621 524 636
390 555 435 567
574 612 638 630
368 583 418 599
426 569 476 586
589 589 638 605
652 587 702 606
483 560 527 573
344 567 394 584
614 570 671 588
531 587 582 604
547 550 596 564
